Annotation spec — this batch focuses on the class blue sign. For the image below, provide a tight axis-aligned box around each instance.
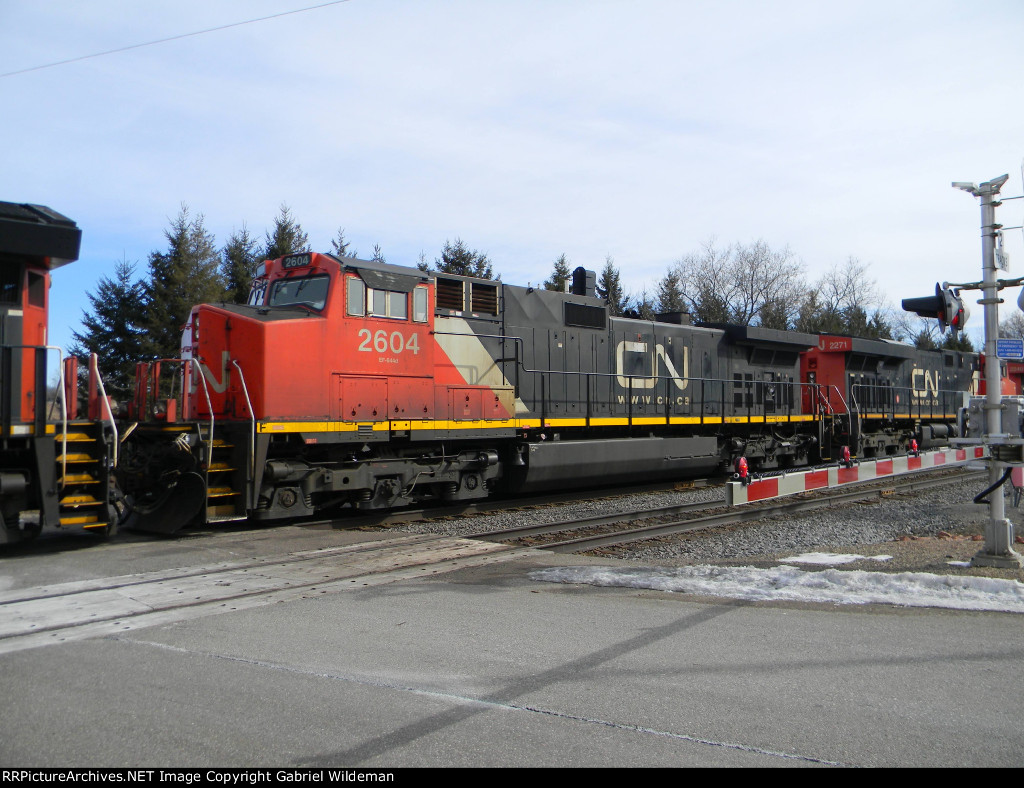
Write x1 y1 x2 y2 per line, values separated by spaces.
996 338 1024 359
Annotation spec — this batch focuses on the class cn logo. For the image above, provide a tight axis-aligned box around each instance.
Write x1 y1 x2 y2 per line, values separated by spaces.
614 340 689 390
198 351 232 394
911 368 939 400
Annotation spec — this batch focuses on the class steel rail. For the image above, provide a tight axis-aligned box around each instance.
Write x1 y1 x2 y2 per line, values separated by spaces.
475 468 988 554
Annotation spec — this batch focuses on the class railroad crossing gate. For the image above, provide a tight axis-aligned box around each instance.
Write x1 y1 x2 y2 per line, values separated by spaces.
727 447 988 506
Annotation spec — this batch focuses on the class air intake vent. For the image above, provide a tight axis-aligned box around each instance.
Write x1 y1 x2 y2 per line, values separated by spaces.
564 302 606 329
471 283 498 315
435 278 464 311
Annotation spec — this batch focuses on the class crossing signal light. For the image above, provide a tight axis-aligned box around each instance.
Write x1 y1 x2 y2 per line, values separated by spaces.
901 284 969 334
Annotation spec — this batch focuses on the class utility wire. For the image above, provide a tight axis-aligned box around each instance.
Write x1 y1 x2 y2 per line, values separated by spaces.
0 0 352 78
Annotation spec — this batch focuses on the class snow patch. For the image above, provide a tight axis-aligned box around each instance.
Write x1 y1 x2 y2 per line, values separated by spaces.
530 565 1024 613
780 552 892 565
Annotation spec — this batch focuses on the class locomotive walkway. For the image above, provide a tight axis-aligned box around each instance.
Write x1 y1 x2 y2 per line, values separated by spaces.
1 523 1022 768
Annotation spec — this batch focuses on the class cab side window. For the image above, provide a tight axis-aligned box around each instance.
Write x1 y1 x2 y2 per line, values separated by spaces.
413 286 428 323
347 277 366 316
367 287 407 320
349 277 425 321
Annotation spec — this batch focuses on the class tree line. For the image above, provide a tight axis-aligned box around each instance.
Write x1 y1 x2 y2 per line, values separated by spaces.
73 205 976 401
542 239 973 354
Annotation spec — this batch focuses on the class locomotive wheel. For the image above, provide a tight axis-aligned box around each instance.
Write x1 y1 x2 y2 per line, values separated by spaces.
123 472 207 535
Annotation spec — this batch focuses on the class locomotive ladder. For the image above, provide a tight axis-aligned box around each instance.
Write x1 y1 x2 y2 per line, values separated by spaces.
197 360 254 524
815 385 850 462
201 432 246 522
55 423 113 531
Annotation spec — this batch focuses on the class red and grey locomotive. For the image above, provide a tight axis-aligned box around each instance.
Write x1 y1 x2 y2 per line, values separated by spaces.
117 251 975 533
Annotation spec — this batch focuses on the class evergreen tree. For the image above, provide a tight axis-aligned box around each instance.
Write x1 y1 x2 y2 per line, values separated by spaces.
331 227 356 259
865 311 895 340
543 254 571 292
371 244 386 263
692 288 731 324
758 298 790 330
912 328 938 350
596 256 627 316
144 205 225 360
941 332 974 352
69 258 147 401
432 238 494 279
221 224 261 304
843 304 871 338
262 204 310 261
629 289 658 321
655 269 685 314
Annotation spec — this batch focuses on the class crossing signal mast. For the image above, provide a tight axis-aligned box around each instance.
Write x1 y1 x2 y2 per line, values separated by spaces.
910 173 1024 568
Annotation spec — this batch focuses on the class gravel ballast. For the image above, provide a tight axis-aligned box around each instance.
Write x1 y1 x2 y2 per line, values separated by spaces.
384 472 1024 581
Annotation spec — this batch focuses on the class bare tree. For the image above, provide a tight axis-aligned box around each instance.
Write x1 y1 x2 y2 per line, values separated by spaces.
797 258 894 339
1000 310 1024 338
670 239 804 326
730 240 805 326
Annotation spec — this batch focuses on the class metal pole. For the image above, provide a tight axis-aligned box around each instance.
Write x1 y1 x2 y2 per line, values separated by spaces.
972 175 1022 567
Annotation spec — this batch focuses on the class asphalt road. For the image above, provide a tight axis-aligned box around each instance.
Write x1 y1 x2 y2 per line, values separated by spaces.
1 525 1022 768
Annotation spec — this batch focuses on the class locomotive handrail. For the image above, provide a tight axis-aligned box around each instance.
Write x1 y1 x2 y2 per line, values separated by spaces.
190 357 215 470
429 327 902 429
3 344 66 444
4 345 69 485
50 346 67 488
230 359 256 508
136 357 215 468
819 384 848 415
815 387 835 415
90 355 118 469
432 329 800 424
433 330 523 395
849 382 963 421
514 364 825 426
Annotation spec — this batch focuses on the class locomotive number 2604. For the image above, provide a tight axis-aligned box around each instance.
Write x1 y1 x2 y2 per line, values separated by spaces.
356 328 421 355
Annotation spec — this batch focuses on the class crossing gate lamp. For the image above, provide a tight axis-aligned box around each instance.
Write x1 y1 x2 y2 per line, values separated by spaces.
901 283 969 334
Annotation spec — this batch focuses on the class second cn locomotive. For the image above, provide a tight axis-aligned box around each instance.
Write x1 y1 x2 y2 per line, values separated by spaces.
118 252 974 533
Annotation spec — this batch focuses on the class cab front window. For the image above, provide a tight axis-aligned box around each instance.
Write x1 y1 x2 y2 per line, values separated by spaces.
268 274 330 311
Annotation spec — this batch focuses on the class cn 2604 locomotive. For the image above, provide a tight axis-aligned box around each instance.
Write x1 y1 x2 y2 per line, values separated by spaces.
118 251 975 534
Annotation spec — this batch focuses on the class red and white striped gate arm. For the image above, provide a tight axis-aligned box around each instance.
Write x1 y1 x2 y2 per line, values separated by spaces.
727 447 988 506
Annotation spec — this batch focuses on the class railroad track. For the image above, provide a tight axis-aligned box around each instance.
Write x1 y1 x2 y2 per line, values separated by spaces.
467 467 988 553
314 478 713 530
0 466 989 656
0 533 534 657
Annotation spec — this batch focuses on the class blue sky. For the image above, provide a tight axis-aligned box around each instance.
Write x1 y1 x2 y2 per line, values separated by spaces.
3 0 1024 352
